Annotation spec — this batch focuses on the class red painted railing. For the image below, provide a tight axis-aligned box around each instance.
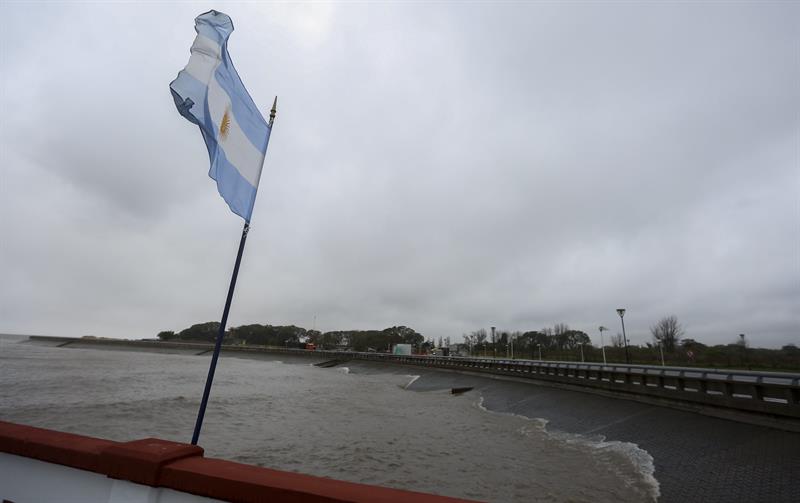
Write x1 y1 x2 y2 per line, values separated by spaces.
0 421 479 503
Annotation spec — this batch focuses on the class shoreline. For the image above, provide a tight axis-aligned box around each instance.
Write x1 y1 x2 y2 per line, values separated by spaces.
24 335 800 433
13 335 800 501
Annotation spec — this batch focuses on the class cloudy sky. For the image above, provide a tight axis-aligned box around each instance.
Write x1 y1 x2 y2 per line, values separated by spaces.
1 1 797 348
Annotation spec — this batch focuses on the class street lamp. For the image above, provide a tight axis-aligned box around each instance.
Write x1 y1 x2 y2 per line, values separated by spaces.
616 308 630 364
739 333 747 367
579 342 585 363
491 326 496 358
537 343 542 361
598 326 608 365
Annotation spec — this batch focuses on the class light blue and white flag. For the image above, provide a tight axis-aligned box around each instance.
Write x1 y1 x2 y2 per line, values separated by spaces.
170 10 271 222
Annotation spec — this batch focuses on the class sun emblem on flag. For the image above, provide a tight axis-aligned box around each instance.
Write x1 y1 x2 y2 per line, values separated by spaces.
219 106 231 141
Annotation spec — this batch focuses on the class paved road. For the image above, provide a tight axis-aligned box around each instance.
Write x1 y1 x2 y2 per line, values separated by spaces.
351 361 800 503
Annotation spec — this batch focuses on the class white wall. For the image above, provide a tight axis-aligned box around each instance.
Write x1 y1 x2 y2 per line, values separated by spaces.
0 453 222 503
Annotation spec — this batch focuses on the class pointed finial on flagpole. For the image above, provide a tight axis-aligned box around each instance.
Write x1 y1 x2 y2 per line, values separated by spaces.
269 96 277 127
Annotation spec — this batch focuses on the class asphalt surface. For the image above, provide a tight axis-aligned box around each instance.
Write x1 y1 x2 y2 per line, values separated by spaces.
349 361 800 503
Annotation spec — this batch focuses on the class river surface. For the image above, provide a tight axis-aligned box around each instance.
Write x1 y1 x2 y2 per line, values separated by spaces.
0 335 659 502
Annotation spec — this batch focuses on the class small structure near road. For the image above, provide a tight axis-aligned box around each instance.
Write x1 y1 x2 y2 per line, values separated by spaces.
392 344 412 356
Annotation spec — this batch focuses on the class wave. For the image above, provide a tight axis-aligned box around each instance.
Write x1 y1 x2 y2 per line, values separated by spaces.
404 375 421 389
474 396 660 501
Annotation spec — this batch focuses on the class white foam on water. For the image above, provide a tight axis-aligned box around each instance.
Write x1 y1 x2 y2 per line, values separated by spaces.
474 396 661 501
338 367 351 375
544 427 660 501
404 375 421 389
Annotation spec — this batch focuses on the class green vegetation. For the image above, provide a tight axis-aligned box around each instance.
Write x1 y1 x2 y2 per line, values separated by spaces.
463 319 800 371
157 316 799 371
158 322 424 352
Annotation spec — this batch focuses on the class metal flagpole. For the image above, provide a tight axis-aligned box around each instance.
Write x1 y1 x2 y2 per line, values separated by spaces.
191 97 278 446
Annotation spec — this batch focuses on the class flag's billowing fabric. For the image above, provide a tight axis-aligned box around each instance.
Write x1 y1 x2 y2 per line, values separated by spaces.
170 10 271 222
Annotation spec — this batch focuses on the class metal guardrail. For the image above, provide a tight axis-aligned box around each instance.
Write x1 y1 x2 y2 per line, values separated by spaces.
269 347 800 420
29 337 800 421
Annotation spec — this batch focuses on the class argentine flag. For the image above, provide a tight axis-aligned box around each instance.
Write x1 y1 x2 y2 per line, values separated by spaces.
170 10 271 222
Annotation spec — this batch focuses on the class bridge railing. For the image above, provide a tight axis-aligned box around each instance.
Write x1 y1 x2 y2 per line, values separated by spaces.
263 347 800 420
28 337 799 422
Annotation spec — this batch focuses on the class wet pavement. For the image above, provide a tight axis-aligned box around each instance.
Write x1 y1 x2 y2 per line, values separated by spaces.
353 362 800 503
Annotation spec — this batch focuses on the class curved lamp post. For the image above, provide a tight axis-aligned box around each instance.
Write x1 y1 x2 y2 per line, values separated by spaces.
616 308 630 364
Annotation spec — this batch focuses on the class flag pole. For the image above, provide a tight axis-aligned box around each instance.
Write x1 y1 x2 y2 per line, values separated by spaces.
191 96 278 445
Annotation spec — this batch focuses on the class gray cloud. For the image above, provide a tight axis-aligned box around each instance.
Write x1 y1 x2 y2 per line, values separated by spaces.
1 2 797 348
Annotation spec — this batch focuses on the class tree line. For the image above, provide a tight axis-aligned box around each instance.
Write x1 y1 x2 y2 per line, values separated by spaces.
157 323 425 352
155 315 798 370
461 316 799 371
462 323 591 357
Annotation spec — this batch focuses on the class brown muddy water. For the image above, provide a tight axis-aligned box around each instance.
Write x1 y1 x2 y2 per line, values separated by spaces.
0 335 659 502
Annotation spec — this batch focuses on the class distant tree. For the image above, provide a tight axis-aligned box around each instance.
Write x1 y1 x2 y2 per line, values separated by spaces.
225 324 307 347
540 327 555 348
471 329 488 347
437 336 443 348
157 330 176 341
382 326 424 346
326 326 424 352
650 315 684 352
306 329 322 344
536 330 552 348
497 331 509 347
611 333 624 348
563 330 590 349
178 322 221 342
681 338 706 349
554 323 569 335
552 323 569 348
519 331 549 354
319 330 346 349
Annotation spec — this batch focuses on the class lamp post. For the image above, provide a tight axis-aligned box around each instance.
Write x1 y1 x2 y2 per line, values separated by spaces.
580 342 585 363
537 343 542 361
598 326 608 365
616 308 630 364
491 326 496 358
657 341 665 366
739 333 747 367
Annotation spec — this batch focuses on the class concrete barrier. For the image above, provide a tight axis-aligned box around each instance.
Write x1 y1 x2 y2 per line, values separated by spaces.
339 351 800 429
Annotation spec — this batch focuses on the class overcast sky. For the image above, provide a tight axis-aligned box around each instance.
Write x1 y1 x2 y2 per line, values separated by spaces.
1 1 798 348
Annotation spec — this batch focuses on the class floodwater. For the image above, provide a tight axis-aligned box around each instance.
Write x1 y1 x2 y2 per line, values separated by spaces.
0 335 659 502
